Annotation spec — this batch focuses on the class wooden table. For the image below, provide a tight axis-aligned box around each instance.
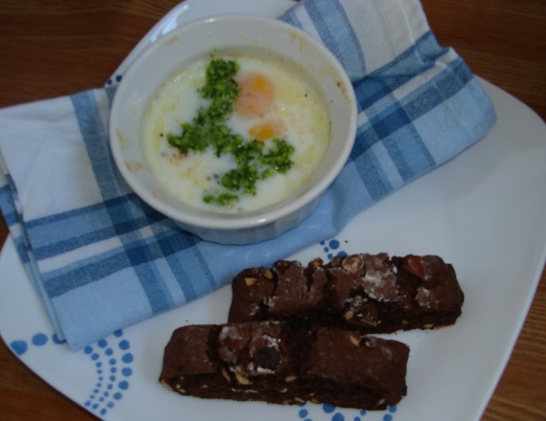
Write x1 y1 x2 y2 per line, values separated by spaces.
0 1 544 420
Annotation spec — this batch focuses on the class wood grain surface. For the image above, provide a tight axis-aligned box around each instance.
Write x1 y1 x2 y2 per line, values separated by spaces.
0 1 545 420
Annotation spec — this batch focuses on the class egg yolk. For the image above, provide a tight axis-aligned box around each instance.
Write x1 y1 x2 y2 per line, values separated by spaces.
234 73 275 118
248 118 286 140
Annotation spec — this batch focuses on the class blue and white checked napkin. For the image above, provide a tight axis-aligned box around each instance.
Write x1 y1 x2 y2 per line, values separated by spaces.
0 0 496 350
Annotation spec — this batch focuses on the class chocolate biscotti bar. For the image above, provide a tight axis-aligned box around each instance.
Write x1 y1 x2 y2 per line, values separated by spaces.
228 253 464 333
159 321 409 410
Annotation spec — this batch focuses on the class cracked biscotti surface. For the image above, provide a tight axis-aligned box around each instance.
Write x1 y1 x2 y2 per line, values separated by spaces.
228 253 464 333
159 320 409 410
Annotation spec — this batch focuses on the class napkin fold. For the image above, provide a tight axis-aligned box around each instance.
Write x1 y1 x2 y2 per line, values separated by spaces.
0 0 496 350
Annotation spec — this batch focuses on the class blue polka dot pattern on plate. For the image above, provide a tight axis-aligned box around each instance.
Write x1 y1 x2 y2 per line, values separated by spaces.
31 333 48 346
332 413 344 421
294 402 397 421
106 74 123 86
10 340 28 356
83 330 133 417
320 238 348 260
9 331 66 356
323 403 336 414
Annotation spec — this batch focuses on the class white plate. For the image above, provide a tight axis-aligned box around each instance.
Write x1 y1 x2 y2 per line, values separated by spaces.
2 1 546 420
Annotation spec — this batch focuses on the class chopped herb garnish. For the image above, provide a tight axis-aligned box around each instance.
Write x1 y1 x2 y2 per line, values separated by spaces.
166 58 295 207
198 58 241 122
259 139 295 173
203 192 239 207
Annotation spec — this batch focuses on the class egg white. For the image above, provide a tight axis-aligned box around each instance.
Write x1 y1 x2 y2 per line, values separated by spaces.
141 54 330 214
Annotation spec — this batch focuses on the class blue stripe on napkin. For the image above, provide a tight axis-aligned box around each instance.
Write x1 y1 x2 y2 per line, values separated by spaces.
306 0 366 77
0 178 18 227
282 0 367 80
72 91 123 201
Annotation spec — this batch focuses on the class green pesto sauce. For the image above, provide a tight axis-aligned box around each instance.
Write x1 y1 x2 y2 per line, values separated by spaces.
166 58 295 208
